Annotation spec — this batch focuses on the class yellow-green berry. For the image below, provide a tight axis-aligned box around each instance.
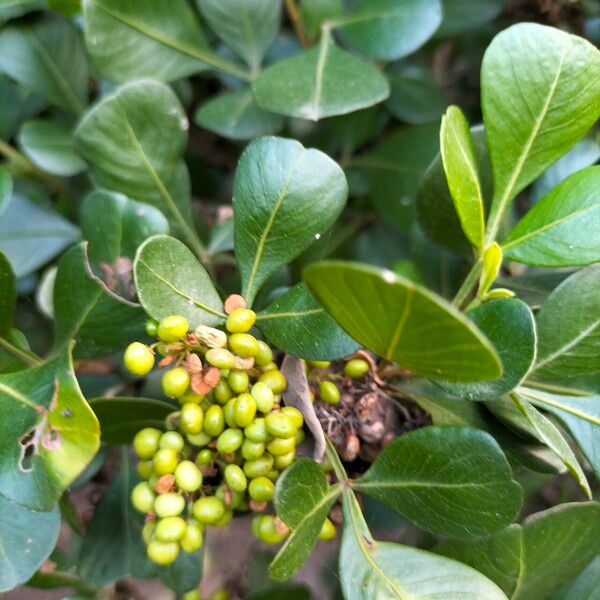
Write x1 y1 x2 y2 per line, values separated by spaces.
155 516 187 542
226 308 256 333
131 481 155 513
175 460 203 492
255 340 273 367
180 521 203 553
205 348 236 370
319 381 340 405
258 369 287 394
234 393 257 428
162 367 190 398
265 412 295 439
193 496 225 524
216 428 244 453
248 476 274 502
344 359 370 379
203 405 225 437
280 406 303 429
124 342 155 376
228 370 249 394
251 382 275 413
133 427 161 459
228 333 259 358
180 403 204 435
154 493 185 518
224 464 247 492
147 540 179 565
157 315 189 342
160 431 185 452
319 517 336 541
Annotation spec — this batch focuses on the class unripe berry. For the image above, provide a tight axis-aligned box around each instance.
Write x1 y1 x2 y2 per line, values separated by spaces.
226 308 256 333
251 382 275 413
186 431 212 447
255 340 273 367
216 428 244 454
265 412 295 439
147 540 179 565
258 515 286 544
160 431 185 452
319 381 340 405
162 367 190 398
228 370 249 394
308 360 330 369
145 319 159 337
203 405 225 437
180 403 204 434
224 398 237 428
133 427 161 459
180 522 203 553
244 418 269 443
248 476 274 502
258 369 287 394
131 482 155 513
267 436 295 456
154 492 185 517
224 464 247 492
241 438 265 460
182 589 201 600
214 380 233 404
193 496 225 524
205 348 236 370
213 507 233 528
142 521 156 544
273 450 295 470
228 333 259 358
344 358 370 379
196 449 213 465
137 459 154 479
234 393 257 428
155 516 187 542
153 448 179 476
175 460 203 492
280 406 303 429
157 315 189 342
243 454 274 479
178 391 204 405
319 517 336 541
124 342 155 376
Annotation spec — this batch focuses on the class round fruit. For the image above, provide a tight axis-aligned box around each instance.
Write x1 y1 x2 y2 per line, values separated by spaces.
216 428 244 453
255 340 273 367
265 412 295 439
344 358 370 379
131 482 155 513
226 308 256 333
137 459 154 479
154 492 185 518
213 507 233 528
175 460 203 492
159 431 185 452
157 315 189 342
319 517 336 541
319 381 340 405
214 380 233 404
180 403 204 434
280 406 303 429
203 405 225 437
251 382 274 413
234 393 257 428
248 476 274 502
244 418 268 443
267 436 295 456
205 348 236 370
243 454 274 479
145 319 159 337
153 448 179 476
228 333 259 358
258 370 287 394
196 449 213 465
186 431 212 447
228 370 249 394
155 516 187 542
258 515 286 544
224 464 247 492
178 391 204 405
193 496 225 524
180 522 203 553
133 427 161 459
273 450 295 470
182 589 201 600
224 398 237 428
147 540 179 565
241 438 265 460
124 342 155 376
142 521 156 544
162 367 191 398
308 360 330 369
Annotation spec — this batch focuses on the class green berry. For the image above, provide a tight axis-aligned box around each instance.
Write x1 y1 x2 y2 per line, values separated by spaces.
228 370 249 394
267 436 295 456
243 454 274 479
241 438 265 460
183 590 201 600
273 450 295 470
226 308 256 333
211 590 230 600
153 448 179 476
214 380 233 404
155 516 187 542
133 427 161 459
344 358 369 379
160 431 185 452
180 403 204 434
319 381 340 405
224 398 237 428
147 540 179 565
137 459 154 479
124 342 155 376
295 428 305 445
255 340 273 367
145 319 159 337
180 522 204 553
142 521 156 544
193 496 225 524
258 370 287 394
131 481 155 513
248 476 274 502
319 517 336 541
251 382 275 413
244 418 269 443
157 315 189 342
224 464 247 492
175 460 203 492
196 449 213 465
216 428 244 454
186 431 212 447
215 484 244 509
251 514 264 539
154 492 185 518
280 406 303 429
178 391 204 405
203 405 225 437
234 393 257 428
162 367 190 398
265 412 295 439
258 515 286 544
228 333 259 358
205 348 236 370
308 360 330 369
213 507 233 528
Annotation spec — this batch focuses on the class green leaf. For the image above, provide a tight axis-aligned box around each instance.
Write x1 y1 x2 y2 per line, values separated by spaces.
482 23 600 241
530 264 600 393
194 89 284 141
0 0 45 21
299 0 342 39
520 388 600 479
511 393 590 497
257 283 359 360
269 458 341 581
0 168 12 216
549 556 600 600
52 244 146 358
47 0 81 16
0 250 16 336
0 497 60 592
89 397 173 444
0 193 80 278
82 0 245 82
335 0 442 61
252 31 389 120
0 347 100 511
134 235 224 328
18 119 86 177
437 502 600 600
196 0 281 73
437 298 536 401
353 426 521 539
502 166 600 267
350 122 440 230
340 490 508 600
440 106 485 251
304 261 502 382
0 14 88 114
437 0 503 36
74 80 203 256
418 125 493 253
234 137 348 304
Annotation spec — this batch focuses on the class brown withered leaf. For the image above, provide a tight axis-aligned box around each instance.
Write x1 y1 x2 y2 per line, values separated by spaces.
158 355 176 368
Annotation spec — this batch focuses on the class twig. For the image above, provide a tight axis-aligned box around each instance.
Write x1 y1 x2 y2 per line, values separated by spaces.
285 0 309 47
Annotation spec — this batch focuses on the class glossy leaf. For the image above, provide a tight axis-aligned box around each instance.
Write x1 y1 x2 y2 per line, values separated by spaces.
0 167 13 216
438 502 600 600
502 167 600 267
340 491 508 600
482 24 600 240
18 119 86 177
134 235 225 328
195 89 284 141
437 299 536 400
196 0 281 73
530 265 600 393
437 0 503 36
335 0 442 61
74 80 202 255
269 458 341 581
440 106 485 250
257 283 359 360
0 497 60 592
353 426 521 539
89 397 174 444
0 251 16 336
252 33 389 120
0 14 87 114
0 348 100 511
0 193 80 278
304 261 502 382
299 0 342 39
234 137 347 304
549 556 600 600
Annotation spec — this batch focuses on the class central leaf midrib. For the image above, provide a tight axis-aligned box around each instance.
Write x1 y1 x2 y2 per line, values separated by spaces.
355 478 506 491
256 308 323 321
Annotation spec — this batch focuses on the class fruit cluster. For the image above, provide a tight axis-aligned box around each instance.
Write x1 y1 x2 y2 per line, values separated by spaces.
308 357 371 405
124 303 307 565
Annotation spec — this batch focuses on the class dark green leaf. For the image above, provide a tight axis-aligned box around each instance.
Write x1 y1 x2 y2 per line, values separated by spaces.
299 0 342 39
437 502 600 600
495 267 572 309
134 235 225 328
0 250 15 336
0 167 12 216
257 283 359 360
304 261 501 382
437 0 503 36
0 496 60 592
549 556 600 600
269 458 341 581
502 167 600 267
0 0 45 20
234 137 347 304
437 299 536 400
353 426 521 539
